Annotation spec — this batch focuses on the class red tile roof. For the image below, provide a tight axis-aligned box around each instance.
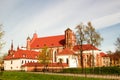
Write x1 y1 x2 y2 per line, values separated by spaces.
4 49 40 60
73 44 99 51
100 52 108 57
30 35 65 49
22 62 68 67
57 48 75 55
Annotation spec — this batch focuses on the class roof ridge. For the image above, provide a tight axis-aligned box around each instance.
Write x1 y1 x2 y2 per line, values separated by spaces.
37 34 64 39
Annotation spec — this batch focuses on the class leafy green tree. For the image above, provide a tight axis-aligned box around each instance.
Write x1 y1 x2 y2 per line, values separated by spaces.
38 47 52 71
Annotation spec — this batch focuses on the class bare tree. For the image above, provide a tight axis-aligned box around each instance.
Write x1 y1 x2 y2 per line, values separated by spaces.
85 22 103 47
114 35 120 52
85 22 103 72
75 23 86 73
0 24 5 50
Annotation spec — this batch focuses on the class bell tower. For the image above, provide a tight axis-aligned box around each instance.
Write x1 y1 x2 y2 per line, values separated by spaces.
65 28 76 49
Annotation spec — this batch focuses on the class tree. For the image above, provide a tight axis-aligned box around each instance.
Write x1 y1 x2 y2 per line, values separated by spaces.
85 22 103 72
0 53 7 71
38 47 52 71
114 35 120 51
85 22 103 47
108 51 120 66
75 23 86 73
0 24 5 50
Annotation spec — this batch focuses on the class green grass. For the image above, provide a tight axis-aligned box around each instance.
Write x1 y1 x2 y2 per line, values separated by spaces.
1 71 109 80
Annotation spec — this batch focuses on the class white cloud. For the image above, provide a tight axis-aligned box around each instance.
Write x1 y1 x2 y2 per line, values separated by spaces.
92 12 120 29
1 0 120 54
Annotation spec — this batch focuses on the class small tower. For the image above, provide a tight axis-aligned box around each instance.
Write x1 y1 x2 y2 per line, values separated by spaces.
33 33 38 39
65 28 76 49
17 45 20 50
8 40 15 55
30 32 38 43
26 36 31 50
11 40 13 51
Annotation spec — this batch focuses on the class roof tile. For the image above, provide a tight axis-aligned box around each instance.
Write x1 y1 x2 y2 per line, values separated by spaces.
73 44 99 51
57 48 75 55
30 35 65 49
4 49 40 60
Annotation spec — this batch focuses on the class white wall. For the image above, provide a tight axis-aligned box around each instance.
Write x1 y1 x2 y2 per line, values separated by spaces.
4 59 38 71
4 59 21 70
57 55 78 68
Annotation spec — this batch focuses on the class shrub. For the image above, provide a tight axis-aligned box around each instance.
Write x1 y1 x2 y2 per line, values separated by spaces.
61 66 120 75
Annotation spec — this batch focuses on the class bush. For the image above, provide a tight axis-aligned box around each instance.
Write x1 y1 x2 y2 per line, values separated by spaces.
61 66 120 75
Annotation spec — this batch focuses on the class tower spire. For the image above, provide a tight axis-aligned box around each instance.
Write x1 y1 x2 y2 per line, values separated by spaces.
11 40 13 50
17 45 20 50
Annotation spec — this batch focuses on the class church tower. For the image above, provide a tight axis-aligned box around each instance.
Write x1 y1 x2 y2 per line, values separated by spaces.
65 28 76 49
26 36 31 50
26 33 38 50
8 40 15 55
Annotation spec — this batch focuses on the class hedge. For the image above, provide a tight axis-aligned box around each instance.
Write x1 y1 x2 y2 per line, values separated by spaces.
60 66 120 75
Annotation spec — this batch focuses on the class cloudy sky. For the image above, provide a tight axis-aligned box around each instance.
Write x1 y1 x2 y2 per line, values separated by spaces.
0 0 120 55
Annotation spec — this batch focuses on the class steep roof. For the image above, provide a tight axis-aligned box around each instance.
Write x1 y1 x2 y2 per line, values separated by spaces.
30 35 65 49
57 48 75 55
73 44 99 51
4 49 40 60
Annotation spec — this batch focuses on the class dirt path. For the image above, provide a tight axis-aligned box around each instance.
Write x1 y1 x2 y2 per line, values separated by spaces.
28 72 120 80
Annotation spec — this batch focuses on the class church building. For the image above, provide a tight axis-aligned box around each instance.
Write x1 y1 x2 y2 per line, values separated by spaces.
4 28 110 71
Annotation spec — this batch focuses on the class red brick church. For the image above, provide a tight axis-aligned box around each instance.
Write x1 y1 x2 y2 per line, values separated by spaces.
4 28 110 71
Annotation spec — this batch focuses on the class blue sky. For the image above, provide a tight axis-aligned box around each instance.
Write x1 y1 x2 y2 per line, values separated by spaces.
0 0 120 55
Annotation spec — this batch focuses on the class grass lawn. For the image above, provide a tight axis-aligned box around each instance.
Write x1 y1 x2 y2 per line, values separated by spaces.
1 71 109 80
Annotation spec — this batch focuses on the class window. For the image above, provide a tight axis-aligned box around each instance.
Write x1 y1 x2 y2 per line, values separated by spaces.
11 60 13 64
59 58 63 63
54 51 57 62
21 60 24 64
44 44 46 46
36 45 39 47
11 67 12 70
66 58 69 64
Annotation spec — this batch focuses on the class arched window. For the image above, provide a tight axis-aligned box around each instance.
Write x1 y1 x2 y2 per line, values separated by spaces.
54 51 57 62
66 58 69 64
59 58 63 63
21 60 24 64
